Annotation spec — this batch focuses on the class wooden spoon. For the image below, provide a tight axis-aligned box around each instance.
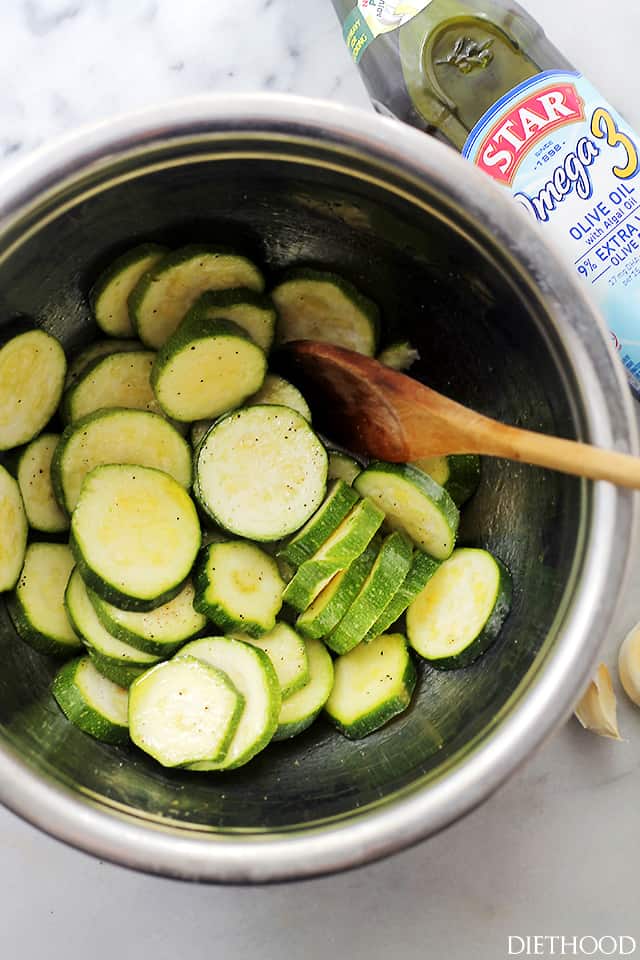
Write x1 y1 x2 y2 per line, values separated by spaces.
276 341 640 489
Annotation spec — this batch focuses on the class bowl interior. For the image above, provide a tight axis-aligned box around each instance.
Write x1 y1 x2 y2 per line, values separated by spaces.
0 135 584 833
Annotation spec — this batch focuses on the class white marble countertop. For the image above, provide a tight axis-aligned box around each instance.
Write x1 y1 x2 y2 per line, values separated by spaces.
1 2 640 958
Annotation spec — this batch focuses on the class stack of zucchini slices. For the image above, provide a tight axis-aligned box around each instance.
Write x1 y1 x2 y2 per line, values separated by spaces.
0 242 511 771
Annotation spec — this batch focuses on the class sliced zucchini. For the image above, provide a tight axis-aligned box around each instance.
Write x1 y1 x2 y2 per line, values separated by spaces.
273 639 334 741
193 288 277 353
88 579 206 657
151 315 266 422
325 633 416 739
52 655 129 744
129 656 244 767
327 450 362 486
278 480 359 567
52 407 192 514
377 341 420 372
190 419 212 451
71 464 201 611
181 636 281 770
129 245 264 349
363 550 440 641
61 350 163 423
90 243 168 337
248 374 311 421
194 405 327 541
16 434 68 534
282 498 384 612
354 462 459 560
406 548 512 669
64 338 141 390
65 568 160 686
272 269 379 356
235 623 310 699
0 329 66 451
326 532 413 655
295 541 378 641
0 465 28 591
411 455 481 507
7 543 81 656
194 541 284 638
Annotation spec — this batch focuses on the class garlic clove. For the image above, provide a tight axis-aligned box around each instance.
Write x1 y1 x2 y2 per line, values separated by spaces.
618 622 640 707
574 663 622 741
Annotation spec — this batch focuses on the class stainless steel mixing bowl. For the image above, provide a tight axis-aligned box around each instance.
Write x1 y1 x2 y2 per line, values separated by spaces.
0 94 636 883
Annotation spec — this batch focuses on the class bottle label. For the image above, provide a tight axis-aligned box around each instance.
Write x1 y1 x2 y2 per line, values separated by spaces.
343 1 433 64
463 70 640 393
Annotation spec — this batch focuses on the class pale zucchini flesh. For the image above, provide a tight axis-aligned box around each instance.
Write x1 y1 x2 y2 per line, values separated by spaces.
52 407 192 514
325 633 416 739
129 245 265 349
235 623 310 699
52 656 129 744
327 451 362 486
377 341 420 372
195 405 327 541
0 330 66 451
326 532 413 655
295 541 378 641
0 465 28 591
64 338 141 390
91 243 168 337
129 656 244 767
411 455 481 508
62 350 163 423
354 462 459 560
181 636 281 770
406 548 512 669
71 464 201 611
8 543 81 656
194 541 285 638
272 270 379 356
278 480 359 567
273 638 334 741
364 550 440 641
194 288 277 353
151 316 266 422
248 374 311 421
16 434 68 533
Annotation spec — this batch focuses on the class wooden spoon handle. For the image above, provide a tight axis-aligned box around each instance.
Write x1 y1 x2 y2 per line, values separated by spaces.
481 421 640 489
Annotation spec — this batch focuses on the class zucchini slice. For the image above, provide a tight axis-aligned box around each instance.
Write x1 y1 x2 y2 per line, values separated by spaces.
363 550 440 641
129 656 244 767
248 373 311 421
151 316 266 422
354 462 459 560
0 465 28 591
411 455 481 507
129 245 264 349
278 480 359 567
90 243 168 337
193 288 277 353
7 543 81 656
325 633 416 739
190 419 212 451
52 656 129 744
273 639 334 741
406 548 512 669
234 623 310 700
282 498 384 612
326 532 413 655
0 329 66 451
61 350 163 423
88 579 206 657
52 407 192 514
272 269 379 356
16 434 68 534
377 341 420 372
327 450 362 486
71 464 201 611
64 338 141 390
295 541 378 641
181 636 281 770
65 568 160 687
194 541 285 638
194 405 327 541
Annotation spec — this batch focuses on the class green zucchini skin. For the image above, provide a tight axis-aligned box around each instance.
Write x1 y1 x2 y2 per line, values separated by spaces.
15 434 69 534
327 450 363 486
6 590 81 658
278 480 359 567
295 541 378 641
363 550 440 641
60 349 160 424
90 243 168 337
64 338 142 391
83 647 147 688
412 455 481 508
52 656 130 744
193 288 278 353
272 638 334 741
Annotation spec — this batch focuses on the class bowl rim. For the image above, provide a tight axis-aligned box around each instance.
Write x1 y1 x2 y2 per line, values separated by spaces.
0 92 637 883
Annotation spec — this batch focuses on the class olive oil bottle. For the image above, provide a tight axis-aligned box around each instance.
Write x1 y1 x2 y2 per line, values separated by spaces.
332 0 640 396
